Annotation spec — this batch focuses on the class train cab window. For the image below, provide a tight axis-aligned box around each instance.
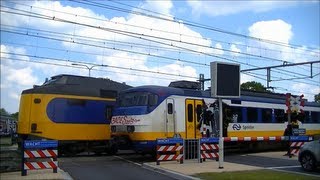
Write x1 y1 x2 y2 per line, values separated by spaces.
148 94 158 106
262 109 272 123
247 107 257 123
119 92 157 107
168 103 173 114
196 105 202 122
187 104 193 122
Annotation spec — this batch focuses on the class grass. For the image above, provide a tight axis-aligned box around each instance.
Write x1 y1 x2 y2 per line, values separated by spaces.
0 137 12 146
194 170 318 180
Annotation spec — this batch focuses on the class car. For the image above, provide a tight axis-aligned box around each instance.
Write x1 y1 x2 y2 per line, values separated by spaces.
298 140 320 171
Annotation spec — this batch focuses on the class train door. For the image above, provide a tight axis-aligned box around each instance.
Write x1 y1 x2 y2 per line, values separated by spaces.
185 99 203 139
165 98 175 137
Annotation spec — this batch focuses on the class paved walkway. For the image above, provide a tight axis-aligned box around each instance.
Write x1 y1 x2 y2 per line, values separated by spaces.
0 168 72 180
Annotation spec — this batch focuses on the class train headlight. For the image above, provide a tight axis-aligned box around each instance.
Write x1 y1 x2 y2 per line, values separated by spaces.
127 126 135 133
111 126 116 133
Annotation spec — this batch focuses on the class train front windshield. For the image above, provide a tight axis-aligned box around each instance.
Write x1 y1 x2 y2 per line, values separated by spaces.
118 92 158 107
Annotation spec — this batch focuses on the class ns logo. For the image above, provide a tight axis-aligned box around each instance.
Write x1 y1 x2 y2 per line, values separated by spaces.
232 124 241 130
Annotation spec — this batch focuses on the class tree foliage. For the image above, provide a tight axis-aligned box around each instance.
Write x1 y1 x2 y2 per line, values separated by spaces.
0 108 18 120
241 81 270 92
0 108 10 116
315 93 320 103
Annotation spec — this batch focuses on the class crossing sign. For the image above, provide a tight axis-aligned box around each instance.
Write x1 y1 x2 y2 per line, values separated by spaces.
286 93 304 113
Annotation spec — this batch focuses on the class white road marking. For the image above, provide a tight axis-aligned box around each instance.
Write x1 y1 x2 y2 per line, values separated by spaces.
113 155 142 167
267 166 320 177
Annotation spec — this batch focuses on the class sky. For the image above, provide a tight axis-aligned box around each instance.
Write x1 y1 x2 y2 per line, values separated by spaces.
1 0 319 113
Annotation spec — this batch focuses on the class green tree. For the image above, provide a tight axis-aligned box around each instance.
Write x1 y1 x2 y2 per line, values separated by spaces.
315 93 320 103
0 108 10 116
241 81 270 92
11 112 19 120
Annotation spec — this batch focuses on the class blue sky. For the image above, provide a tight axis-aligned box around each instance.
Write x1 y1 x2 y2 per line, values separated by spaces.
1 0 319 113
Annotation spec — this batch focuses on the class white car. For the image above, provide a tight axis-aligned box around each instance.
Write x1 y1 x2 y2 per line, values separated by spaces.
298 140 320 171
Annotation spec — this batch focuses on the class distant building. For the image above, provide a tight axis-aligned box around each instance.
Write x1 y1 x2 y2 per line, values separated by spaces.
0 116 17 136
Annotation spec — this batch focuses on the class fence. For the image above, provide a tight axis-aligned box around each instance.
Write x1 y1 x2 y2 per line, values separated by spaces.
156 138 183 165
22 140 58 176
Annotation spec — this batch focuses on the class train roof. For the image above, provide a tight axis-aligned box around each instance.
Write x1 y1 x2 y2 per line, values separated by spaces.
121 85 319 107
22 74 132 98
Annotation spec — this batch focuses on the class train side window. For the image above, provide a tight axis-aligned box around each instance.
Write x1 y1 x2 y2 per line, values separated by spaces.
168 103 173 114
230 106 242 123
187 104 193 122
262 108 272 123
105 106 113 120
274 109 285 123
247 107 257 123
67 99 86 106
311 111 320 123
196 105 202 122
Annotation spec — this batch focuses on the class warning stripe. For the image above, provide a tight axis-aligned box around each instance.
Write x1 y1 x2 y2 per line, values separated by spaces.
24 161 57 170
200 144 219 151
290 142 305 147
157 154 183 161
24 150 58 158
224 136 285 142
201 152 219 159
157 145 183 152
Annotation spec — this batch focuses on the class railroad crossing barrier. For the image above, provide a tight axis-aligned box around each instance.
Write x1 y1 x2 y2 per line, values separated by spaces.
156 138 183 165
287 135 313 158
21 140 58 176
199 137 219 163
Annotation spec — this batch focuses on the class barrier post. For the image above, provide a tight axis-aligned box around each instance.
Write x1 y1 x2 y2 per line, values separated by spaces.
21 140 26 176
156 138 183 165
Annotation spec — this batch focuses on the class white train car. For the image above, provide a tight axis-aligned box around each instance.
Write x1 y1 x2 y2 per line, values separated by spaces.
111 84 320 153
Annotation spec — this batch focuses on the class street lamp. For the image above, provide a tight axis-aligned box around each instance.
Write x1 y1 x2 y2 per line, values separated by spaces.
71 63 107 77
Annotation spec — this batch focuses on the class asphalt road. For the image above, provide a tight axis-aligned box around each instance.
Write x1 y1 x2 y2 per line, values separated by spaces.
59 155 175 180
225 154 320 177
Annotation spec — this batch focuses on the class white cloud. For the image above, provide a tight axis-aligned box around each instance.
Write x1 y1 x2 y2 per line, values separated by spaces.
230 44 241 56
292 83 320 102
187 1 298 17
213 43 224 55
241 73 255 84
140 0 173 16
249 19 293 44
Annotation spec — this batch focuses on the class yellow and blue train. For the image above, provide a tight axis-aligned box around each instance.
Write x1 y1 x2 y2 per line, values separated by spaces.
17 74 131 155
110 81 320 153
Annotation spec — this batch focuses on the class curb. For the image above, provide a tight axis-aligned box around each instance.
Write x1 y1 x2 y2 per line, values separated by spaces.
60 169 74 180
142 163 201 180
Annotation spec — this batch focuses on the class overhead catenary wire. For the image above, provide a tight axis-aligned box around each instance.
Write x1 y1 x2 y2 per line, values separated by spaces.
2 1 319 59
1 1 319 94
4 27 319 85
72 0 320 53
